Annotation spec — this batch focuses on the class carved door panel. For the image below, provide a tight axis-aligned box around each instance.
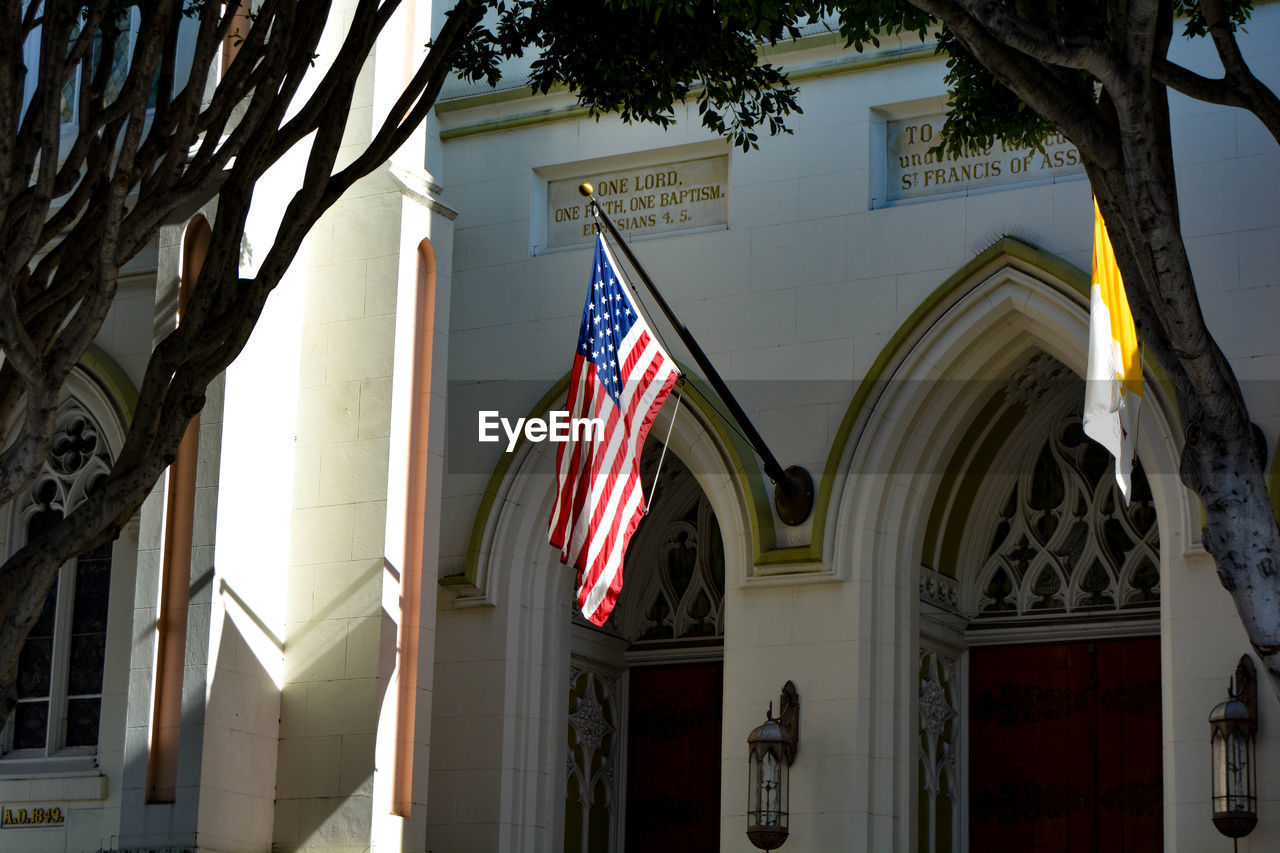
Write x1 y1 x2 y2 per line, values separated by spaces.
1094 638 1162 850
969 638 1161 853
970 642 1095 852
625 662 722 853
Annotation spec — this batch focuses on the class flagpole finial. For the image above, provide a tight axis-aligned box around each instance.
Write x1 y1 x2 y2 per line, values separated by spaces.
578 182 594 198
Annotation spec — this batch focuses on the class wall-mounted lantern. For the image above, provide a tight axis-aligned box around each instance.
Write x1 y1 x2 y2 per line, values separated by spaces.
747 681 799 851
1209 655 1258 841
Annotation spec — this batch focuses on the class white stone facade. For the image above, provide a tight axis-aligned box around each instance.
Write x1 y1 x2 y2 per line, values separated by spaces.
3 4 1280 853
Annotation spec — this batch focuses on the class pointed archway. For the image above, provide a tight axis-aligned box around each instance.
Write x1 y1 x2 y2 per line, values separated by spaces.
564 448 727 853
823 240 1190 853
430 378 753 853
919 357 1163 852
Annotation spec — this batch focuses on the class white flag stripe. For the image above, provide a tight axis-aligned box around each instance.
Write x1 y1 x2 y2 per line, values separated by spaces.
576 404 630 569
582 431 639 573
574 358 671 609
581 461 640 615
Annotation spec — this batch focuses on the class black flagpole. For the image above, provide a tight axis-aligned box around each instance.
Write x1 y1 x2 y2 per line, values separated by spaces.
579 183 814 526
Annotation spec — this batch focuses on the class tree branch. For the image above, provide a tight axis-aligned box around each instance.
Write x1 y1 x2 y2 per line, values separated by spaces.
953 0 1123 81
1153 57 1250 108
909 0 1119 162
325 0 484 198
1199 0 1280 146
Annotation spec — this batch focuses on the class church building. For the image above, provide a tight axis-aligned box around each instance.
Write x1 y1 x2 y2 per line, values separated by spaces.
2 2 1279 852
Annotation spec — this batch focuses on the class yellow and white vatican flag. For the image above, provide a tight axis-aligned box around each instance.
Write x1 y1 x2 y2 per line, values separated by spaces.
1083 198 1143 504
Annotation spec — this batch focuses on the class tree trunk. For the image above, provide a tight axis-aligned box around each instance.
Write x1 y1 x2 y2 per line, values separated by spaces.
1086 77 1280 698
917 0 1280 702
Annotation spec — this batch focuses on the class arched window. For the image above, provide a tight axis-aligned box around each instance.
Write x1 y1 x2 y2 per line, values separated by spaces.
973 413 1159 620
2 398 115 761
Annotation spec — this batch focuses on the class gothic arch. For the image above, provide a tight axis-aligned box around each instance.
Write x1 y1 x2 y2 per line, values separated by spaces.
4 355 134 552
824 241 1190 852
828 239 1191 578
564 449 728 852
2 356 135 767
430 376 752 852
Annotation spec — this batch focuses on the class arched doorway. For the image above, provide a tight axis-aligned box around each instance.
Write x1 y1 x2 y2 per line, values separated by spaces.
430 371 753 853
821 243 1192 853
564 449 725 853
918 354 1162 853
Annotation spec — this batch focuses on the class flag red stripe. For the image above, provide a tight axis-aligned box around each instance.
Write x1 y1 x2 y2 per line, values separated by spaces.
549 360 596 551
549 356 592 548
563 368 609 557
568 391 623 572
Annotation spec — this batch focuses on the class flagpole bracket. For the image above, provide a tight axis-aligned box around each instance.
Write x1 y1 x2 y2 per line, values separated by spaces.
774 466 814 526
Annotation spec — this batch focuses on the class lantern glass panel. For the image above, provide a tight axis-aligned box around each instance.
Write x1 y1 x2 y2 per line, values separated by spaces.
1226 729 1253 812
1211 729 1227 811
747 749 788 830
766 752 787 824
1247 733 1257 805
748 750 761 816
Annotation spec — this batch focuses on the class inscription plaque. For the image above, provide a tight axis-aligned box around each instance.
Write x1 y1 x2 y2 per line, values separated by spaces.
546 155 728 248
2 805 66 828
886 114 1083 203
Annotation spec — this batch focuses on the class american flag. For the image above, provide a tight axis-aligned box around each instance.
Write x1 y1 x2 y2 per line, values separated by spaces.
548 234 679 625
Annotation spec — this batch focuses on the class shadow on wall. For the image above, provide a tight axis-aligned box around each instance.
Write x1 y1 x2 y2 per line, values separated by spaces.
270 557 398 851
111 557 396 852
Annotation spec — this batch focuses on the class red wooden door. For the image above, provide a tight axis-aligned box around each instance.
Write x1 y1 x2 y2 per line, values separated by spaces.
970 638 1161 852
1093 638 1163 850
625 662 722 853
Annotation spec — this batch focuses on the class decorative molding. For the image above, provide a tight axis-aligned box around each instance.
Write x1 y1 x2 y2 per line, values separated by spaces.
11 399 114 548
920 566 959 611
918 646 959 847
387 163 458 221
436 45 937 139
969 406 1161 622
80 344 138 428
920 677 955 744
745 559 838 585
965 615 1159 648
564 665 620 851
624 644 724 666
0 771 106 802
822 240 1092 579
